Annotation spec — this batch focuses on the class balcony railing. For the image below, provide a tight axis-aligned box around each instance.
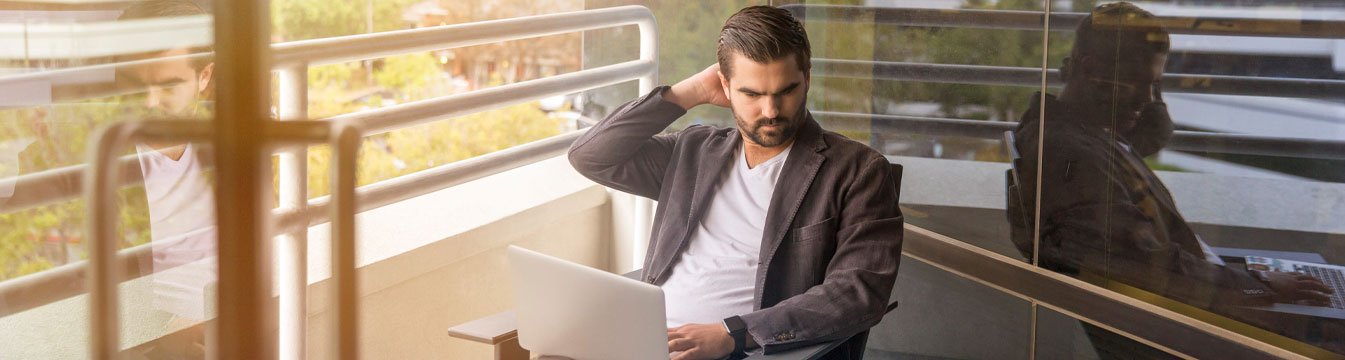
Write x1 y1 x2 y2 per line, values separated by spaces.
0 5 657 359
0 4 1337 360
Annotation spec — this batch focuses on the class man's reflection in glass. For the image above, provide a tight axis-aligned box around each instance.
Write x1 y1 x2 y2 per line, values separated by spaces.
1007 2 1340 356
116 0 216 357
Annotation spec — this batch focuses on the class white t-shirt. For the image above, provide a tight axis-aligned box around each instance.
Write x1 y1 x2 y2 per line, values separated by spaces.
662 143 791 328
136 143 218 320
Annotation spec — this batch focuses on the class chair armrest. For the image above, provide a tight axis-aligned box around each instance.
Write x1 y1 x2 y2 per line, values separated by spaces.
447 310 518 345
744 339 847 360
447 269 641 345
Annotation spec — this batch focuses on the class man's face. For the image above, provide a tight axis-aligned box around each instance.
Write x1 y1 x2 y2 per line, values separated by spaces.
719 53 809 148
119 48 212 118
1078 53 1166 131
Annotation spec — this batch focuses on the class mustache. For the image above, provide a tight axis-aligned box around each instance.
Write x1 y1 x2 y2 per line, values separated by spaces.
757 117 790 127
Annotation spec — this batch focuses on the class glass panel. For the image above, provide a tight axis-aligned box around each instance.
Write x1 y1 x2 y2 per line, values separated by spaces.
1030 1 1345 356
585 0 767 127
267 1 590 358
0 0 218 358
868 257 1032 358
1034 306 1180 359
584 1 1044 358
765 0 1052 260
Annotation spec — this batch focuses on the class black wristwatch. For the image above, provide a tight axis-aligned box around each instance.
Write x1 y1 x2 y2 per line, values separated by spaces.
722 315 748 359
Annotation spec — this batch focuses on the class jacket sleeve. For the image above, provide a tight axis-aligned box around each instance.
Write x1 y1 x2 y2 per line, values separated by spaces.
567 86 686 200
739 153 904 354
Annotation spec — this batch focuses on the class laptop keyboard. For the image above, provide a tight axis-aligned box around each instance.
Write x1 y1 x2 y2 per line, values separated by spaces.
1292 264 1345 309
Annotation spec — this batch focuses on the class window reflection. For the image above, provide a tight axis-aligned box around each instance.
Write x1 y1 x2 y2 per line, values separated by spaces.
1012 2 1344 356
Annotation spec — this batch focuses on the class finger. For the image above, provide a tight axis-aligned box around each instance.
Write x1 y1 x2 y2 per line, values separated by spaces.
671 348 699 360
1298 280 1334 294
668 338 695 352
1296 290 1332 303
668 330 686 341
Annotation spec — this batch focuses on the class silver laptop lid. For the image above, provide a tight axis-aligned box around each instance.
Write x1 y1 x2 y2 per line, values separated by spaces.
508 245 668 360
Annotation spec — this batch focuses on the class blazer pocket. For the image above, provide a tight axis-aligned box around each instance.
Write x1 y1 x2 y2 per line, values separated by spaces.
790 217 836 243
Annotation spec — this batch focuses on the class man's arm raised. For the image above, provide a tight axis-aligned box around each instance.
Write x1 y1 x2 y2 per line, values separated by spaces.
567 64 727 199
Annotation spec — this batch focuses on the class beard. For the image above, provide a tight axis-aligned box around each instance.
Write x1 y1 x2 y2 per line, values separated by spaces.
733 97 806 148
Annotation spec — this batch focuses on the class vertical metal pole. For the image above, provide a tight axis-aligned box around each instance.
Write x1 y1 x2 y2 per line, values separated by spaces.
212 0 273 357
330 123 361 360
1029 2 1054 359
277 66 310 360
636 17 658 94
86 123 131 360
631 15 659 268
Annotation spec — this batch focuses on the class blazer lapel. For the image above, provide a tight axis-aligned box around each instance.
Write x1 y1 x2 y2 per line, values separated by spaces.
650 129 738 280
687 131 739 232
755 114 827 303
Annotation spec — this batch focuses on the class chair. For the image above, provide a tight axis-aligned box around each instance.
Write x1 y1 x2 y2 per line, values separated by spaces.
1002 131 1035 261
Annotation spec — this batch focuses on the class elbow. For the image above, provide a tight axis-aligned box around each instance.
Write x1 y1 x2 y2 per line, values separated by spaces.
566 141 596 174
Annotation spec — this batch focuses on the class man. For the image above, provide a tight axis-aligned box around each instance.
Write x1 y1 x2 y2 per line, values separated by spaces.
117 0 218 357
569 6 903 360
1006 2 1335 355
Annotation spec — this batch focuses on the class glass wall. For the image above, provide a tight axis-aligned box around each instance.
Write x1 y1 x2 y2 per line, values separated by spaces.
586 0 1343 358
1029 1 1345 357
0 0 220 358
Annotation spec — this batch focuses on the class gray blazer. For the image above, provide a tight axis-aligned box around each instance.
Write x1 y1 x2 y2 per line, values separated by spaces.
568 86 904 358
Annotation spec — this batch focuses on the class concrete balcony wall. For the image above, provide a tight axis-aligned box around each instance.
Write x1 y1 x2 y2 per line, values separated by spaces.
0 155 617 359
299 156 615 359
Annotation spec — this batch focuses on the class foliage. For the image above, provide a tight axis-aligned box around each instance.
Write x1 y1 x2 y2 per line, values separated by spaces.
302 101 565 198
373 53 442 98
0 104 154 280
272 0 417 41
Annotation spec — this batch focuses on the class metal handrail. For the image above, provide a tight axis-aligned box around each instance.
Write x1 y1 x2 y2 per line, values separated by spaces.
0 6 656 215
4 5 1343 214
816 111 1345 160
780 4 1345 39
273 129 585 234
0 6 660 360
900 225 1313 359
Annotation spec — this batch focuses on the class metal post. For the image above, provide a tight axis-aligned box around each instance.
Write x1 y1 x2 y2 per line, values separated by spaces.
86 121 212 359
277 65 310 360
632 12 659 268
212 0 273 357
1030 2 1054 359
86 123 133 359
330 122 362 360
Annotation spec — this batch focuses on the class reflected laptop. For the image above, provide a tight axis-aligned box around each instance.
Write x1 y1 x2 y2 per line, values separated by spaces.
507 246 669 360
1243 256 1345 320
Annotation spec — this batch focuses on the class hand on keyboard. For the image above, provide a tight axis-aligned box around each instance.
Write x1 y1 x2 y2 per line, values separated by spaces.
1262 271 1334 306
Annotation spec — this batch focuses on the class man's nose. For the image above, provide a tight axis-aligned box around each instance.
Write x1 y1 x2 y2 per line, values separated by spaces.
144 87 163 109
761 96 779 119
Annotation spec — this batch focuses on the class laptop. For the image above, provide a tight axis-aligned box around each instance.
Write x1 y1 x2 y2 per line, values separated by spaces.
507 246 669 360
1243 256 1345 320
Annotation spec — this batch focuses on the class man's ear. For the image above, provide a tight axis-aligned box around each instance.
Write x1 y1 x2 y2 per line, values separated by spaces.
197 62 215 94
1060 56 1072 79
803 70 811 93
718 69 730 98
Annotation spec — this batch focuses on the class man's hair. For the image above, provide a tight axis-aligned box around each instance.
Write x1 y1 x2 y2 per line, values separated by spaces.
118 0 214 71
716 6 811 79
1072 2 1170 67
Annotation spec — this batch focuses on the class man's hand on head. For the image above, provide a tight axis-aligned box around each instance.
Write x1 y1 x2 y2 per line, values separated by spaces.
667 323 734 360
666 64 731 110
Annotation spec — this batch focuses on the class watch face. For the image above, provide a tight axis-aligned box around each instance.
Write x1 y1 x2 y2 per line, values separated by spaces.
724 316 747 333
